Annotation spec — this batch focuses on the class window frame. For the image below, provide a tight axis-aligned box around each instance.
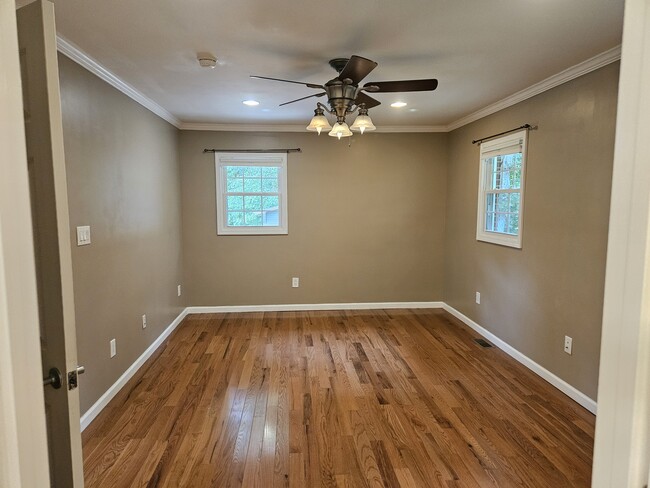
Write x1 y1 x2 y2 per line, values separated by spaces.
215 152 288 235
476 129 528 248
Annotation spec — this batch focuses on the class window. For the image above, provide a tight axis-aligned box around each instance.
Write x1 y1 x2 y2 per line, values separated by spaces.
476 129 527 248
215 153 288 235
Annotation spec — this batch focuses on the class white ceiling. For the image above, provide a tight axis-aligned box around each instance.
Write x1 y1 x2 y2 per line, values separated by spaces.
50 0 624 127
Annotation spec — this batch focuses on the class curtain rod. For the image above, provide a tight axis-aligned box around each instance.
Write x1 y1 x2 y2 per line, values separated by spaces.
472 124 534 145
203 148 302 154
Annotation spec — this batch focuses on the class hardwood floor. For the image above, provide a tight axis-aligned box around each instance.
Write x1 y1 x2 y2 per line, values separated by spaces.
82 309 595 487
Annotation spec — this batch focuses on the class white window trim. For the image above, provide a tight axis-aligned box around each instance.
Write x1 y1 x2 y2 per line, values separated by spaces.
215 152 288 235
476 129 527 248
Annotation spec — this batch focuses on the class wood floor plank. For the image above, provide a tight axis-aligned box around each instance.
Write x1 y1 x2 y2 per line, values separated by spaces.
83 309 595 487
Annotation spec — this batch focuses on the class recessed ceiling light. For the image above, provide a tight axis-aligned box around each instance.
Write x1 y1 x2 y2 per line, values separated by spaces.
243 100 260 106
409 108 418 112
391 101 407 108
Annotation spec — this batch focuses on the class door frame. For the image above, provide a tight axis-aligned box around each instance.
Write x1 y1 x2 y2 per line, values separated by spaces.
2 0 649 486
0 0 51 486
592 0 650 486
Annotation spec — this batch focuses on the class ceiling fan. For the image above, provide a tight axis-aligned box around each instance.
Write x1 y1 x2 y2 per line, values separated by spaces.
251 55 438 138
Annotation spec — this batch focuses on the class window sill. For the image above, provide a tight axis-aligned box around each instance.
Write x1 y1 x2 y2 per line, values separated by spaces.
476 231 522 249
217 227 288 236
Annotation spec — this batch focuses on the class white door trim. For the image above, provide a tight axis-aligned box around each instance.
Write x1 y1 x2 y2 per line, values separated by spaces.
592 0 650 486
0 0 51 486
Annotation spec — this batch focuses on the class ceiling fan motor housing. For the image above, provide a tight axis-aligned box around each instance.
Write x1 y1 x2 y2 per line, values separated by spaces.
325 79 359 119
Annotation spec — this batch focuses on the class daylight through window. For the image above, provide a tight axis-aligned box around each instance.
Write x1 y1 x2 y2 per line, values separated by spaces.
476 130 527 248
215 153 288 235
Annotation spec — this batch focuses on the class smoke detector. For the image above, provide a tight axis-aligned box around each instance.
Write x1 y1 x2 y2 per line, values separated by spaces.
197 52 217 69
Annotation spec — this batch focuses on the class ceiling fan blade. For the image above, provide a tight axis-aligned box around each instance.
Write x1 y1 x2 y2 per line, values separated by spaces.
279 92 326 107
355 91 381 109
250 75 324 90
337 55 378 84
363 79 438 92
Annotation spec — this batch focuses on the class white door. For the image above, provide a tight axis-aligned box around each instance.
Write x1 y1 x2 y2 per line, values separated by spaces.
591 0 650 486
0 0 50 486
17 1 84 486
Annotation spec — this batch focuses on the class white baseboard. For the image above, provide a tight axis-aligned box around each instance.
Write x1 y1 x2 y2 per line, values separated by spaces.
442 304 597 414
80 307 189 431
80 300 596 431
185 301 444 314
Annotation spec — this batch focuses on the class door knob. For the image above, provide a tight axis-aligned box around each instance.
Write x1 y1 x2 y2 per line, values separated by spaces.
43 368 62 389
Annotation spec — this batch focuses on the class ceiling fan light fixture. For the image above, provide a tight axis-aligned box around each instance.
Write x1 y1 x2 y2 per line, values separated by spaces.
350 114 376 134
306 108 332 135
328 122 352 139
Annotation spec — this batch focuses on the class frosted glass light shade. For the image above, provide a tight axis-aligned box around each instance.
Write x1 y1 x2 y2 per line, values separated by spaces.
350 114 376 134
306 115 332 135
328 122 353 139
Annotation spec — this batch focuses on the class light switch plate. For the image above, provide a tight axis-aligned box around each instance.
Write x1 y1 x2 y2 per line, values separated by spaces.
76 225 91 246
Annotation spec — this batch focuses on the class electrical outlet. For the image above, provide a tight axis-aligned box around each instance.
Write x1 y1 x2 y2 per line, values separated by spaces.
177 284 182 297
110 339 116 358
292 277 299 288
475 291 481 304
564 335 573 355
142 314 147 329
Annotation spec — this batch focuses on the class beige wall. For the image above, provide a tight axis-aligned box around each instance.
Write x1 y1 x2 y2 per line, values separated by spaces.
58 55 184 412
179 131 447 306
444 63 619 399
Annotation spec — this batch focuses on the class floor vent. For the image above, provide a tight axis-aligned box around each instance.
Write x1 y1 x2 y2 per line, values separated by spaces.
475 338 493 348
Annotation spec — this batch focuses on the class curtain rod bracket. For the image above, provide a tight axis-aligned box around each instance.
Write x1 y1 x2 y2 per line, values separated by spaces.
472 124 535 145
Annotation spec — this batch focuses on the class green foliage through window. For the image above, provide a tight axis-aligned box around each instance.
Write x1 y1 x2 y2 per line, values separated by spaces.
476 130 526 248
224 164 282 227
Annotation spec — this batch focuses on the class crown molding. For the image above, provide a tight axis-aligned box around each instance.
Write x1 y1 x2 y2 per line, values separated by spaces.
179 123 306 132
56 35 181 128
375 125 448 133
179 122 448 132
446 45 622 131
